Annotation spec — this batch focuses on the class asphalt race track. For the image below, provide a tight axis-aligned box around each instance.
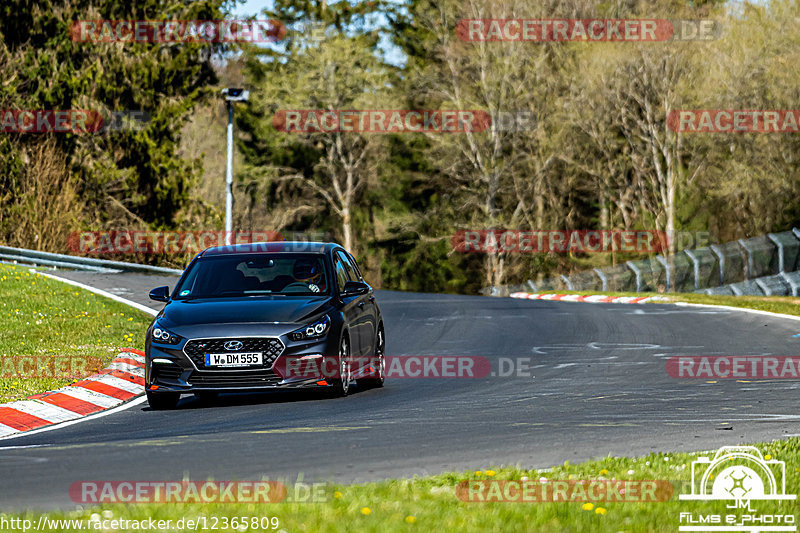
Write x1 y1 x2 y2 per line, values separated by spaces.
3 270 800 509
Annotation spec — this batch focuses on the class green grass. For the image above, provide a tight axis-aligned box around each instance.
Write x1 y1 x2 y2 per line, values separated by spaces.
10 439 800 532
0 263 152 402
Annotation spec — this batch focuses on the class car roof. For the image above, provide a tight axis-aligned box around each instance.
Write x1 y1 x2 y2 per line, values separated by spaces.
199 241 338 256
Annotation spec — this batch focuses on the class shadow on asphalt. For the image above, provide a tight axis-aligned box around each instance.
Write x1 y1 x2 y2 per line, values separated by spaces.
140 385 376 411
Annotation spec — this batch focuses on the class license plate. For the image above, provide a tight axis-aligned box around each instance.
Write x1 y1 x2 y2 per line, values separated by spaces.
204 352 263 367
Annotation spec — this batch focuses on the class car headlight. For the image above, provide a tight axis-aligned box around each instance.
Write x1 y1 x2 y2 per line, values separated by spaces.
289 315 330 341
151 325 181 345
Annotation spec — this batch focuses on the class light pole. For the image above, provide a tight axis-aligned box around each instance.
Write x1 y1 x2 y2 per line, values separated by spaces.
221 88 249 245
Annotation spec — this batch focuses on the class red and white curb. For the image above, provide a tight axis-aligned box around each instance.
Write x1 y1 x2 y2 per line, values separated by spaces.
0 349 145 438
510 292 668 304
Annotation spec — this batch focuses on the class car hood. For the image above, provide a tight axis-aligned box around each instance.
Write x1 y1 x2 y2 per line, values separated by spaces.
158 296 334 328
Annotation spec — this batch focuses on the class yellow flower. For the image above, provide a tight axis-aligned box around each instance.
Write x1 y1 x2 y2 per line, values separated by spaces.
361 507 371 515
485 470 496 476
765 454 772 461
474 470 482 476
582 503 594 511
405 516 416 524
595 507 607 516
600 469 608 475
333 491 342 499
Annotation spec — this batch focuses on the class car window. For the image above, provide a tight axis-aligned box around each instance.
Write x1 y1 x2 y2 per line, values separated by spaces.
173 254 329 298
337 251 359 282
346 252 364 280
334 255 350 291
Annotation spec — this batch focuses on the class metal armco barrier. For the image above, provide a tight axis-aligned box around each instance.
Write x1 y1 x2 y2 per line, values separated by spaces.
0 245 184 275
491 228 800 297
768 231 800 273
711 242 746 285
738 235 778 279
685 247 720 291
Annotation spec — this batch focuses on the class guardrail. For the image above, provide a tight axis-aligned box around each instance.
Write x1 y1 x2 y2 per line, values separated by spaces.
0 245 184 275
489 228 800 297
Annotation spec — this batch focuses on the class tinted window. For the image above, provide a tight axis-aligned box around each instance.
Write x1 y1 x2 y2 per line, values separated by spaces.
173 254 328 298
337 251 359 282
346 252 364 280
333 254 350 291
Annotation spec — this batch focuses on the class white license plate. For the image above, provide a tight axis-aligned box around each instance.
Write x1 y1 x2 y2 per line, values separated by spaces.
204 352 263 367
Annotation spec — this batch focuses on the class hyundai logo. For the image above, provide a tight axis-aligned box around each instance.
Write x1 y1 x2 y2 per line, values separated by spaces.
224 340 244 351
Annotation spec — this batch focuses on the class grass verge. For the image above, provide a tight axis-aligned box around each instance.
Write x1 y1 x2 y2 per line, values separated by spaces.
0 263 152 402
14 439 800 532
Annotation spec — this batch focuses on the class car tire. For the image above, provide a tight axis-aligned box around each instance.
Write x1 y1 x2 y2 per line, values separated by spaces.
357 325 385 389
146 391 180 410
328 336 351 397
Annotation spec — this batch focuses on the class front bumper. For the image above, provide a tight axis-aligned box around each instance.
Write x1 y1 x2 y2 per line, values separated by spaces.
146 332 340 393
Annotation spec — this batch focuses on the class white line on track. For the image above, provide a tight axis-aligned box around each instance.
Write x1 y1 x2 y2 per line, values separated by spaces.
673 301 800 322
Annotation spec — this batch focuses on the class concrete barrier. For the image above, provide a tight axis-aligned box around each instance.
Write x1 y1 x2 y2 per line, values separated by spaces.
710 242 746 285
755 275 790 296
626 258 667 292
768 231 800 273
729 280 765 296
595 264 635 292
656 252 694 292
738 236 778 279
685 247 720 290
566 270 603 291
780 271 800 297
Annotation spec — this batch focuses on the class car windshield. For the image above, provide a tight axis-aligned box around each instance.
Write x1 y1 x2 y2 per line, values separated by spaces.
173 254 329 299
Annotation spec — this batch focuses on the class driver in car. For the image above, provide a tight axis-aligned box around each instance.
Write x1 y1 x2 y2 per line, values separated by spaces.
292 259 325 293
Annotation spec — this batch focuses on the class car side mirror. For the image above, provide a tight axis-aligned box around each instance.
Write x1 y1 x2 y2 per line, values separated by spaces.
342 280 370 296
149 286 170 302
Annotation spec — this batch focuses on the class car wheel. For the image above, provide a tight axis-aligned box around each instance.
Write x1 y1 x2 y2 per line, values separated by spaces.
146 390 180 410
357 325 385 389
329 336 351 397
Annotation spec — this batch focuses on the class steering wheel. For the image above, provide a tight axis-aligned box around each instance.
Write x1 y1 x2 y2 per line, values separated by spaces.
281 282 311 292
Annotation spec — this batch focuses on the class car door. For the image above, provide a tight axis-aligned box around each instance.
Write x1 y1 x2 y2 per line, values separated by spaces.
334 253 362 358
342 251 377 357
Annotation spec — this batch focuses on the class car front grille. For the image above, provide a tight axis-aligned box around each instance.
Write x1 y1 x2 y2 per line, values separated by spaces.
183 337 284 369
187 369 284 388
